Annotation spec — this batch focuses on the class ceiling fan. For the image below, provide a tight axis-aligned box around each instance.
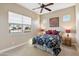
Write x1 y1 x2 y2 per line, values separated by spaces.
32 3 54 13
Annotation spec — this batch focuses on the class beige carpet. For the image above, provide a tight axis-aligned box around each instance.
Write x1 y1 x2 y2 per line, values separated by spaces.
0 39 79 56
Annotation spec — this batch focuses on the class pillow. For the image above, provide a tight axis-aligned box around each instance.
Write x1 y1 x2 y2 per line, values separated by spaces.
52 30 59 35
46 30 53 34
46 30 59 35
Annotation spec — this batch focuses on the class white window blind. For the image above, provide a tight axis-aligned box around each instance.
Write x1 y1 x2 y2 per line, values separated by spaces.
8 11 31 32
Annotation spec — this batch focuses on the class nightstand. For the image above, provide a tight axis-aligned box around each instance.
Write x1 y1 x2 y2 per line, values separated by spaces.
64 36 72 46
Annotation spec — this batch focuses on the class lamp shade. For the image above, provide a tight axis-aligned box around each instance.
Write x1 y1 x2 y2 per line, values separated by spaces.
66 29 71 33
40 29 45 32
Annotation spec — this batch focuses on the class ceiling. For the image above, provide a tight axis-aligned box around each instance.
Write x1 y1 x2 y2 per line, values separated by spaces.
18 3 75 15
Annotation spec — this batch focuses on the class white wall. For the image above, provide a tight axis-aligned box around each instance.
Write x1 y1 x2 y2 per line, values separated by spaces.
0 3 40 50
76 4 79 50
41 6 76 31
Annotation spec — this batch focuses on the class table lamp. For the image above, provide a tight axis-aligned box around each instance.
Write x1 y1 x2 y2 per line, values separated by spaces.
66 29 71 37
39 28 45 35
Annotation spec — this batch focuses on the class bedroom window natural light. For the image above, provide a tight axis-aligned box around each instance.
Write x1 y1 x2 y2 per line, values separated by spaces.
8 11 31 33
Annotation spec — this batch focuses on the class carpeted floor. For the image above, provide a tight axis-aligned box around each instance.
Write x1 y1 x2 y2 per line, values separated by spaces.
0 39 79 56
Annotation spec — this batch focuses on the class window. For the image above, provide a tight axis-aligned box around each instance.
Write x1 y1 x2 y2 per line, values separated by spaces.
63 15 71 22
8 12 31 33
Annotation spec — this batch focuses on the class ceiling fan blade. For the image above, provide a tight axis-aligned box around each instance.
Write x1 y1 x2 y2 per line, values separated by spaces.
45 8 51 11
45 3 54 6
40 8 43 13
32 7 41 10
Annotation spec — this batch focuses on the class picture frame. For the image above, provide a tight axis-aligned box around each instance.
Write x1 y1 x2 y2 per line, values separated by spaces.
49 17 59 27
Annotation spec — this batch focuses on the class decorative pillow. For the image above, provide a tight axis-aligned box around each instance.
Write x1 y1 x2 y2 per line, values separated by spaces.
46 30 53 34
52 30 59 35
46 30 59 35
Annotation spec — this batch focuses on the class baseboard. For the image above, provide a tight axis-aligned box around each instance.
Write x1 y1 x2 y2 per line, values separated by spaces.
0 42 27 54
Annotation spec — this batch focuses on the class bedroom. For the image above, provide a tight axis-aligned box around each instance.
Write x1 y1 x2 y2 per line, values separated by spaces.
0 3 79 56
